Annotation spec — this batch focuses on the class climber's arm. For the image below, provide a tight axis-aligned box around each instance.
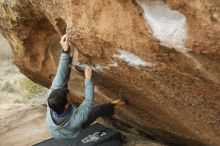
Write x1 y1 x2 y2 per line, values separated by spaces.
69 67 94 127
70 78 94 127
48 34 72 94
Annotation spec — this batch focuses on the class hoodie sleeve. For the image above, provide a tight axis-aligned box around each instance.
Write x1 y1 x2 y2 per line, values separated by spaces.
48 52 72 96
69 79 94 127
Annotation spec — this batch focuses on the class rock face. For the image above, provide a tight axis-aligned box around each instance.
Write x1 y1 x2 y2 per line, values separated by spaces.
0 0 220 145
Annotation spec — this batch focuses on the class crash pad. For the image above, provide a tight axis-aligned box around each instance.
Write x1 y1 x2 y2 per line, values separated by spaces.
33 123 122 146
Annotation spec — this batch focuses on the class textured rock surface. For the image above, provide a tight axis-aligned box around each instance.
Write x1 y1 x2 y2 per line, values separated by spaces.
0 0 220 145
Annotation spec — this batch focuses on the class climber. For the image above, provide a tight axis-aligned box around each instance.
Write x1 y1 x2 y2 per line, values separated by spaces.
46 34 128 139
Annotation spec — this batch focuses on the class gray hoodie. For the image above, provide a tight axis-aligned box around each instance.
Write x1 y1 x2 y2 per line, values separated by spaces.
46 52 94 139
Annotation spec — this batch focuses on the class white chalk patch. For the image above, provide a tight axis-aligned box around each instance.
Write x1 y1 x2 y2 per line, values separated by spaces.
73 63 104 73
72 51 152 73
136 0 187 54
113 50 153 67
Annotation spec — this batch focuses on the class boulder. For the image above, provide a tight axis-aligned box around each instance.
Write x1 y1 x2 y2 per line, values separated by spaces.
0 0 219 145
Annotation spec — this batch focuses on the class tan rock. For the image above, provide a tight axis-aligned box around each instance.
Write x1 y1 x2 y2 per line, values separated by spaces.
0 0 220 145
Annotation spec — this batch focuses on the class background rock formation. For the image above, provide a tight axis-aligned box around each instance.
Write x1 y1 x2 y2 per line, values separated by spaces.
0 0 219 145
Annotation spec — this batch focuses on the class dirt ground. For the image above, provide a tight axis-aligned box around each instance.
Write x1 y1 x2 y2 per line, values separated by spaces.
0 59 51 146
0 104 50 146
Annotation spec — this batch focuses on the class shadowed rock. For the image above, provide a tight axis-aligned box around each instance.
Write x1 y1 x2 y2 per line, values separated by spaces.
0 0 220 145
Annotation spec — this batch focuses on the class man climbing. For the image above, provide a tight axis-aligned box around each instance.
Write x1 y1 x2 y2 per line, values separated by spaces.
46 34 128 139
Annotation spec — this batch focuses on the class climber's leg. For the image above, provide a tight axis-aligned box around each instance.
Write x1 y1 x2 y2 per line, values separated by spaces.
81 103 114 128
81 97 128 128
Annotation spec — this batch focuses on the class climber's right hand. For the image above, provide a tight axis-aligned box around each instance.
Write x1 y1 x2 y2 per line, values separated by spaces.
85 66 93 80
60 34 69 51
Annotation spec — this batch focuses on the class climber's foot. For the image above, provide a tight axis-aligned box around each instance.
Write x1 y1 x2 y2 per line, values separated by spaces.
111 97 128 106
